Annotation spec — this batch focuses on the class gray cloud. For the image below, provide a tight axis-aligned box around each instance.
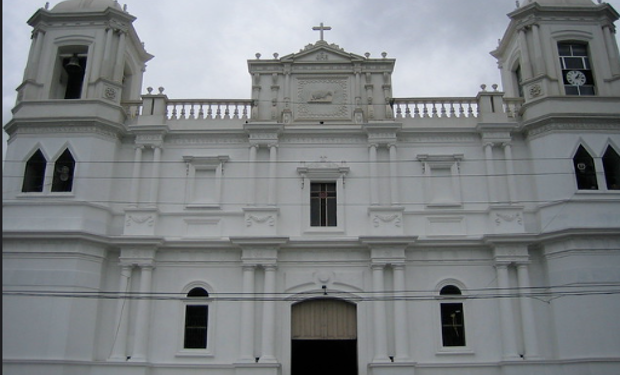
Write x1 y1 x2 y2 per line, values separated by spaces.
4 0 620 158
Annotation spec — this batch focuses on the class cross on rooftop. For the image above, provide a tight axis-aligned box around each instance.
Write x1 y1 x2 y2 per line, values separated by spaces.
312 22 332 41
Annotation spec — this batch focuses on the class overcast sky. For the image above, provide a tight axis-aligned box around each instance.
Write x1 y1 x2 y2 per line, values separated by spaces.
3 0 620 158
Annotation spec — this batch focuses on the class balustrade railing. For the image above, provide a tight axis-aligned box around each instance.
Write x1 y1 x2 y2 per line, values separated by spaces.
166 99 252 120
392 97 479 119
124 96 521 123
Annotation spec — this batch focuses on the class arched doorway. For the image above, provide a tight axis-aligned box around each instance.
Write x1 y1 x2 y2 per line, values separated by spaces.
291 298 357 375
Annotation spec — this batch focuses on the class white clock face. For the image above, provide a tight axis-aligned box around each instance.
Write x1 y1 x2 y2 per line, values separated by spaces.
566 70 587 86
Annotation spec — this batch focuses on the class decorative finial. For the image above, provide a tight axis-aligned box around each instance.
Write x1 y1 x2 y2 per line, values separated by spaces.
381 52 387 58
255 53 261 59
273 53 279 59
364 52 370 58
480 84 487 91
123 4 128 11
516 1 520 7
45 2 49 10
492 84 499 91
147 87 153 94
158 87 165 94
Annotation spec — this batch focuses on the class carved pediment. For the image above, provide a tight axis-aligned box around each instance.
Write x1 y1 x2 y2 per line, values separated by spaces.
280 42 366 64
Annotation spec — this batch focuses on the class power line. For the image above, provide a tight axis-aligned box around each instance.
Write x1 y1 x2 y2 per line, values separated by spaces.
4 283 620 302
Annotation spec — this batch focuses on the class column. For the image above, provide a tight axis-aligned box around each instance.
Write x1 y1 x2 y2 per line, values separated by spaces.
26 30 44 81
371 264 390 362
238 265 256 362
392 263 410 361
268 144 278 206
113 30 127 82
484 143 497 203
149 146 162 205
531 24 544 76
518 28 533 80
503 143 517 204
389 143 399 205
109 264 133 360
369 144 379 206
130 145 144 206
131 265 154 361
247 145 257 206
517 263 540 359
102 27 114 79
259 265 277 363
495 263 519 359
603 25 620 76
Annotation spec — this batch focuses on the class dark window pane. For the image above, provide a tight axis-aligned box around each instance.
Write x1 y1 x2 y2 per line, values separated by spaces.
441 303 465 347
571 44 588 56
187 287 209 297
564 57 585 69
558 43 571 56
184 305 208 349
51 149 75 192
564 85 579 95
574 145 598 190
440 285 462 295
22 150 47 192
603 147 620 190
310 182 337 227
579 85 595 96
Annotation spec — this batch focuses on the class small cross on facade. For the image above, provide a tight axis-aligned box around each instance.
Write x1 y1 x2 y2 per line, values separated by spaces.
312 22 332 41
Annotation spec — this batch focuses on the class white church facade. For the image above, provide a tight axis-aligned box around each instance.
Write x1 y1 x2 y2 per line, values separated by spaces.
3 0 620 375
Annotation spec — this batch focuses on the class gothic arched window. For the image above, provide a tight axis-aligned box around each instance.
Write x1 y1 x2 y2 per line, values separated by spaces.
22 150 47 193
183 287 210 349
603 146 620 190
439 285 466 347
573 145 598 190
51 149 75 192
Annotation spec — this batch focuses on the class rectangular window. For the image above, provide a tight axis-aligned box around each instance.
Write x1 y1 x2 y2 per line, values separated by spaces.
184 305 208 349
558 42 595 96
310 182 337 227
440 303 465 347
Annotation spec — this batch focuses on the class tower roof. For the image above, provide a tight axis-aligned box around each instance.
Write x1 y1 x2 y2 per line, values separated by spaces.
522 0 596 6
51 0 122 12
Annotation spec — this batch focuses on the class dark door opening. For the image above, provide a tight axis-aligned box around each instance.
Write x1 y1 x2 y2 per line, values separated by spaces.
292 339 357 375
291 298 358 375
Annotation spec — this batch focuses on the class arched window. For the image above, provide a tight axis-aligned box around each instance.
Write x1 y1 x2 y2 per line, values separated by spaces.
603 146 620 190
439 285 466 347
573 145 598 190
51 149 75 192
22 150 47 193
183 287 209 349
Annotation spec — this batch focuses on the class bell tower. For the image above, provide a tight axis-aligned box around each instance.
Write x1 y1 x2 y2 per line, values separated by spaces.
3 0 152 227
492 0 620 101
16 0 152 104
